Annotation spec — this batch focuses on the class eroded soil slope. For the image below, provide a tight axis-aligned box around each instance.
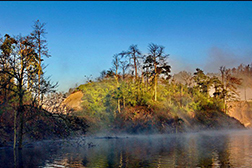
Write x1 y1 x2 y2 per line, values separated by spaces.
62 91 83 111
227 101 252 127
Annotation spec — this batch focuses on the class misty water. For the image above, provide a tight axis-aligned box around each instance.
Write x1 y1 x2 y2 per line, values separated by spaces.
1 129 252 168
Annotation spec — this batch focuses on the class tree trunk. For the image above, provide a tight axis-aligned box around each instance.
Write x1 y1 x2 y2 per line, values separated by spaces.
38 32 41 105
180 84 182 107
134 57 137 81
115 72 120 114
154 61 157 101
3 86 7 103
27 79 30 90
123 96 125 108
27 60 31 91
13 108 17 150
220 69 226 113
17 81 24 149
154 76 157 101
117 99 121 113
146 72 149 89
18 105 24 149
168 85 172 105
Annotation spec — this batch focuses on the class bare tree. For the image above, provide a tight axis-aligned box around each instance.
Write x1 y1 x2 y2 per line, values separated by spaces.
42 92 73 115
173 71 193 87
120 45 142 82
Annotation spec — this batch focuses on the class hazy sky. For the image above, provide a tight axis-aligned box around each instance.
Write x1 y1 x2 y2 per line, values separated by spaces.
1 1 252 92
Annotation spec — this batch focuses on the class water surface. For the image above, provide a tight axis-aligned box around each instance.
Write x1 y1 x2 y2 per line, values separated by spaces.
1 129 252 168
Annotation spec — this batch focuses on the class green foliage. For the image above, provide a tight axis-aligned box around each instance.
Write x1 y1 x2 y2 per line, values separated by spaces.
78 79 117 122
0 21 58 148
1 24 247 148
74 63 242 133
193 68 211 95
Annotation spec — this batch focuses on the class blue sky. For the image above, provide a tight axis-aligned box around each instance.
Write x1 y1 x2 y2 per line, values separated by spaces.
1 1 252 92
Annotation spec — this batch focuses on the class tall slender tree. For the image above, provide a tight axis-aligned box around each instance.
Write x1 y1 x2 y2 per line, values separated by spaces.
119 57 129 107
30 20 50 105
219 66 241 113
241 64 251 101
0 26 56 149
119 58 129 80
21 36 38 91
0 34 16 102
112 54 121 113
120 45 142 82
144 43 171 101
0 34 37 149
193 68 211 96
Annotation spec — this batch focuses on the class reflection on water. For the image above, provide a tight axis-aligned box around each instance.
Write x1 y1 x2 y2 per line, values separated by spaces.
1 129 252 168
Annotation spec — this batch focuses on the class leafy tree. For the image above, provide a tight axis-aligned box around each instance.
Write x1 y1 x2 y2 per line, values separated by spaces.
211 76 222 99
79 80 117 122
119 58 129 107
112 54 121 113
0 30 56 149
21 36 39 92
219 66 241 113
30 20 50 105
193 68 211 96
0 34 17 102
144 43 171 101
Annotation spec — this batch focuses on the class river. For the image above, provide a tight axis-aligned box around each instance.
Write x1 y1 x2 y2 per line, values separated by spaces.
1 129 252 167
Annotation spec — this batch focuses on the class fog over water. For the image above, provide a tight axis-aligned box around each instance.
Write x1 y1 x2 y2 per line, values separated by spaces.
1 129 252 168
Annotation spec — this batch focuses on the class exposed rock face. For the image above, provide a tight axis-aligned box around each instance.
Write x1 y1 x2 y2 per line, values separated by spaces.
227 101 252 127
62 91 83 111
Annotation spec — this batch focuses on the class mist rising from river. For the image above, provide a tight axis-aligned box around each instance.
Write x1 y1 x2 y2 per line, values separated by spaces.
2 129 252 167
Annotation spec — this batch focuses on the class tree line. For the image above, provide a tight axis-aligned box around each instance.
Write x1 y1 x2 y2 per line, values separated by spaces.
73 44 250 132
0 20 56 149
1 21 251 144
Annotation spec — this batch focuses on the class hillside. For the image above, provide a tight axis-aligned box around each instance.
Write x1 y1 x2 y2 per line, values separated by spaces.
62 91 83 111
0 104 89 147
227 101 252 127
63 89 245 133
